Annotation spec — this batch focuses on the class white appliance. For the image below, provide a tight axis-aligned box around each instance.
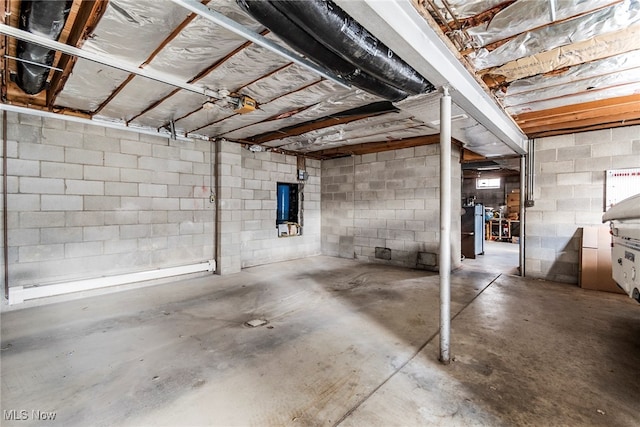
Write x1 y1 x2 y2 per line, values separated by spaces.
602 193 640 303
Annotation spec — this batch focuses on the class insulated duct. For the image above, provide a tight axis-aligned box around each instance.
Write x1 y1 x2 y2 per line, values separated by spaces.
16 0 72 95
237 0 433 100
237 0 408 101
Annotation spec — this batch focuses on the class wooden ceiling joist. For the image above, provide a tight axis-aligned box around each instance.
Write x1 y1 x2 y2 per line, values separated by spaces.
47 0 109 109
483 26 640 84
516 94 640 137
521 110 640 135
190 77 323 137
311 134 451 159
515 94 640 122
93 74 136 115
142 30 272 129
528 118 640 139
461 149 487 163
454 1 516 31
248 101 399 144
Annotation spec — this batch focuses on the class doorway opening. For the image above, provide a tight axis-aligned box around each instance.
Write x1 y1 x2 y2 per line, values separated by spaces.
460 158 521 275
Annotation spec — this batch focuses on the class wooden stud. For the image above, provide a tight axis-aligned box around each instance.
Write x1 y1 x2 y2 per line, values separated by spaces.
47 0 109 108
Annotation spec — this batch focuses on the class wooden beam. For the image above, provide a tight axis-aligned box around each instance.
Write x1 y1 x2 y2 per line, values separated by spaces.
450 0 516 50
525 118 640 139
514 94 640 123
311 134 454 159
248 102 399 144
477 1 622 55
515 95 640 137
48 0 83 84
199 78 323 137
482 25 640 83
520 110 640 135
141 0 211 68
47 0 109 108
133 30 270 127
5 80 47 107
463 168 519 178
90 0 213 117
461 149 486 163
3 0 21 102
93 74 136 115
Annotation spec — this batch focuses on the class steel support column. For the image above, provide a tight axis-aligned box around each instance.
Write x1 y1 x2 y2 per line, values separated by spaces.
519 154 526 276
439 87 452 364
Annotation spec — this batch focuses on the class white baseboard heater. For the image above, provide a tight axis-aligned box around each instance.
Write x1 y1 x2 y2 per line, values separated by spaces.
8 260 216 305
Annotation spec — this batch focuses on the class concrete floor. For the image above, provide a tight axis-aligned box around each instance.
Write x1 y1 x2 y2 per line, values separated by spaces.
461 240 520 275
1 255 639 426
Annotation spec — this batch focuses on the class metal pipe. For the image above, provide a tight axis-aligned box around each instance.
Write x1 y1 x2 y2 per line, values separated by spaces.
549 0 557 22
214 138 222 274
4 54 64 72
527 138 535 202
213 139 219 271
0 103 198 142
9 260 215 304
425 0 453 33
441 0 463 30
0 24 221 98
3 110 8 300
169 0 349 89
439 86 452 365
519 154 526 276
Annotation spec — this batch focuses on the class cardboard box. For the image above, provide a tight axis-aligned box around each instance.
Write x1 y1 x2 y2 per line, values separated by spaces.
579 226 625 294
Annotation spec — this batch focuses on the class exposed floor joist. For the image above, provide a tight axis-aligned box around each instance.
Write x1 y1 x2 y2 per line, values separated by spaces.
47 0 109 108
516 94 640 137
336 0 527 155
310 134 453 159
247 102 400 145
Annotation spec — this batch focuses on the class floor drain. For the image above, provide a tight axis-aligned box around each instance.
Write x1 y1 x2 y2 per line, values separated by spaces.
245 319 268 328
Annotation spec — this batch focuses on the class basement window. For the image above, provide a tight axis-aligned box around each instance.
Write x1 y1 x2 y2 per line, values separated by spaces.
476 178 501 189
276 182 300 237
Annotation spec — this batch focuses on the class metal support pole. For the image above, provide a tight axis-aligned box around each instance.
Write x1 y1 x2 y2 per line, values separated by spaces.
439 86 452 364
519 155 526 276
3 110 8 299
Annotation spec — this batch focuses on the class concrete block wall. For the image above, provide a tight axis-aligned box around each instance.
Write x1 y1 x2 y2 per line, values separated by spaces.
322 145 462 269
462 175 520 209
526 125 640 283
240 149 321 268
216 140 242 275
2 112 214 289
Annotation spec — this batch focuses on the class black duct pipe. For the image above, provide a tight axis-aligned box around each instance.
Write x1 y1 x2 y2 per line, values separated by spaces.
237 0 409 101
269 0 434 95
16 0 72 95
